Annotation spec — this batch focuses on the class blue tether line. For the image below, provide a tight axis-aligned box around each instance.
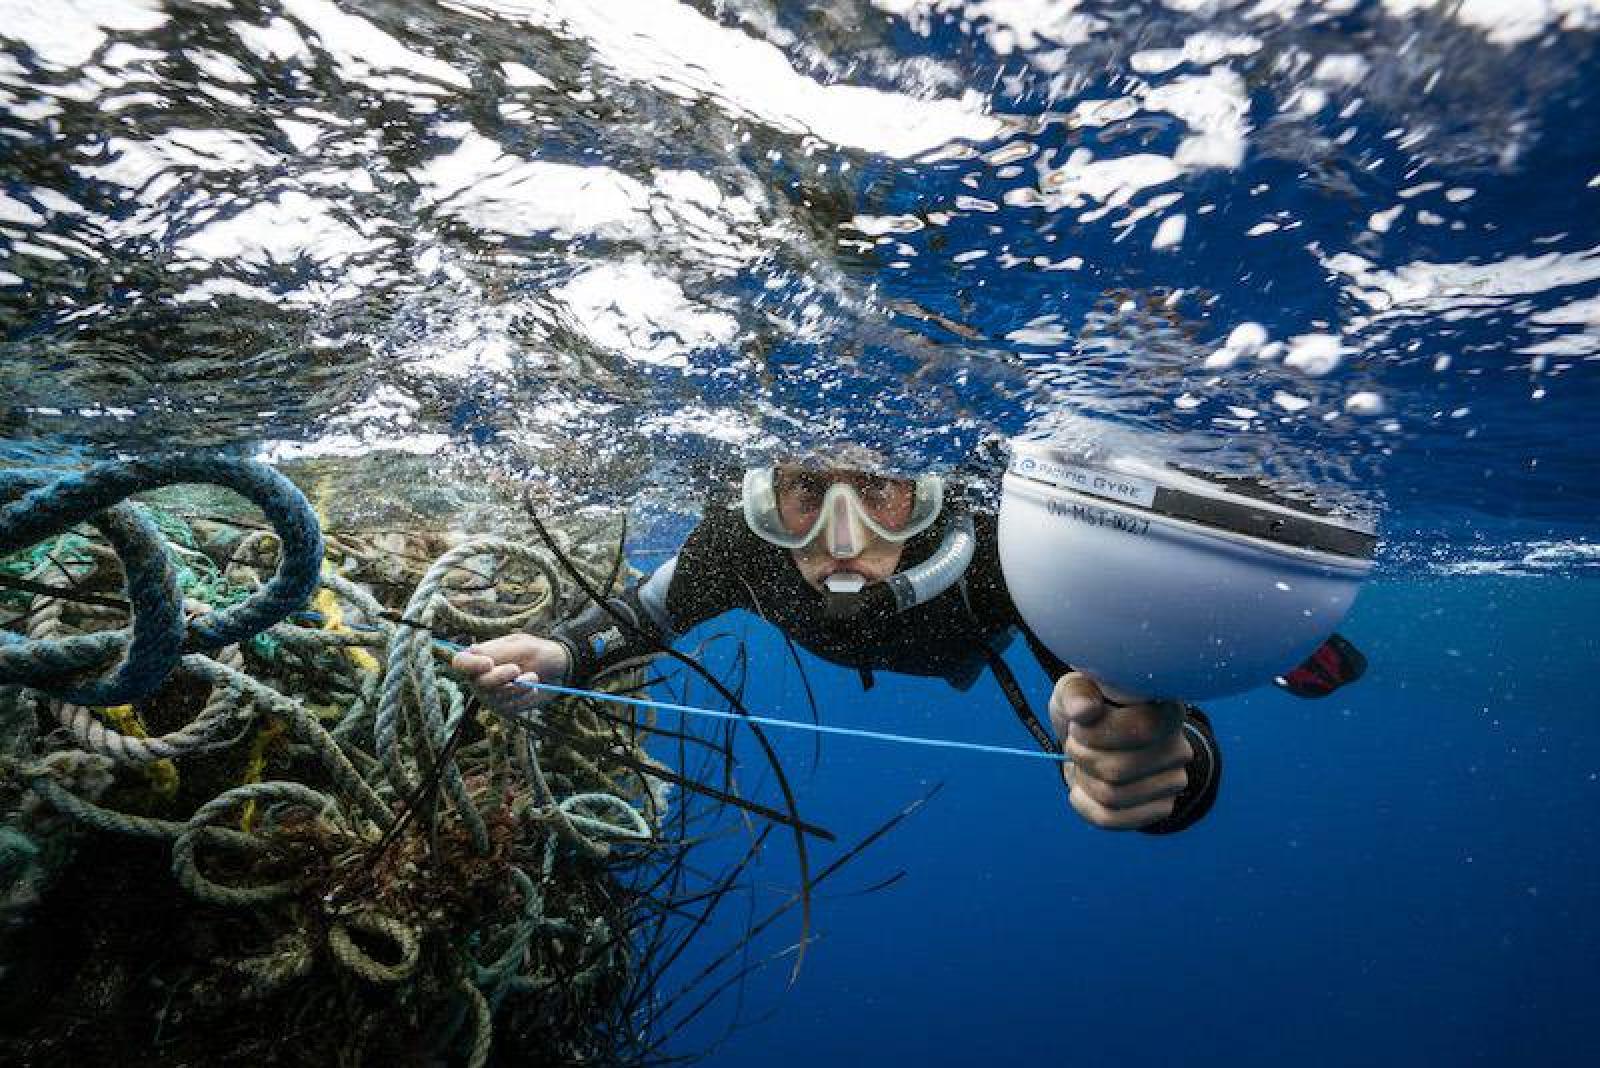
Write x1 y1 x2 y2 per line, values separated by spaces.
433 637 1071 764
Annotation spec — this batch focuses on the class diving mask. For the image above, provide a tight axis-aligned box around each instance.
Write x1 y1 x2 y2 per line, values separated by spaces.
741 466 945 558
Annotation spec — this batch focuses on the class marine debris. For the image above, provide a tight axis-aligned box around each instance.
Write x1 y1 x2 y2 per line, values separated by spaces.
0 454 798 1066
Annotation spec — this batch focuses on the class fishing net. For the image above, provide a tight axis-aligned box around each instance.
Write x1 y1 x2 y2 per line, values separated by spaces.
0 460 695 1066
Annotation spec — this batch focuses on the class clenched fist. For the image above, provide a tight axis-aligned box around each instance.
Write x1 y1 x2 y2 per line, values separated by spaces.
1049 672 1192 831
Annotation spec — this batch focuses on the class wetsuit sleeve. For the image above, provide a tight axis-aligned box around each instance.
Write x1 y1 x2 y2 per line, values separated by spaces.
549 509 755 686
548 582 670 687
1137 706 1223 836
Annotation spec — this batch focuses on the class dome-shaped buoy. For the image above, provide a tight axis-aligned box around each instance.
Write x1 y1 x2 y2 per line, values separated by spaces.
998 438 1377 702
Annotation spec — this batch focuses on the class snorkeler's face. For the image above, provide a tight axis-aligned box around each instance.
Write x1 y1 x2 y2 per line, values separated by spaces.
762 465 915 593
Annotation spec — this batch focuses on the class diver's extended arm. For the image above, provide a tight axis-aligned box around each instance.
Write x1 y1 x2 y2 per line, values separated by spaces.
548 564 677 685
551 519 756 685
456 511 756 705
450 568 678 708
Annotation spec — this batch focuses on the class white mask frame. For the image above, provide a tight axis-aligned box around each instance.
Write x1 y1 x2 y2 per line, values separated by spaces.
741 467 945 557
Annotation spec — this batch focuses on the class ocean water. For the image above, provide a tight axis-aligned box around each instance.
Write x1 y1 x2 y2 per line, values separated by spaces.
2 1 1598 1065
669 576 1600 1066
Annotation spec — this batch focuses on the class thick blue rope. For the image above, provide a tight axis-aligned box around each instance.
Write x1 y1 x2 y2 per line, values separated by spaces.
0 455 324 705
0 496 183 706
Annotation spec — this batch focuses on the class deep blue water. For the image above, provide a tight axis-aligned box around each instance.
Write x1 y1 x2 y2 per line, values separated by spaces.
670 575 1600 1066
3 1 1599 1064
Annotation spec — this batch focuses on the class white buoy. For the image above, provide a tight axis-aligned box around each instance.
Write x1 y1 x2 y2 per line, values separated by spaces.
998 437 1376 702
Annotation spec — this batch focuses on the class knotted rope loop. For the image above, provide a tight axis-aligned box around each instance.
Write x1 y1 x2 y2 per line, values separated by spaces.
0 493 184 705
328 911 421 983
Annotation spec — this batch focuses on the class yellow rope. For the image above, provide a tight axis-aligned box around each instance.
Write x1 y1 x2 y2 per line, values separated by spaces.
311 475 381 675
238 719 285 832
236 477 374 832
98 704 179 802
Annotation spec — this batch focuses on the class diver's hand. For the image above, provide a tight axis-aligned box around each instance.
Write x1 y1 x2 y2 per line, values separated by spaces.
1049 673 1192 831
450 633 571 715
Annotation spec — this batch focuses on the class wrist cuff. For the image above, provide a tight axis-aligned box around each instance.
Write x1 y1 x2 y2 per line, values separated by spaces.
1138 707 1223 836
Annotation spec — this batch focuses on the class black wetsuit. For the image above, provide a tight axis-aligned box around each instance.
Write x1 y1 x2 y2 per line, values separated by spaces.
548 499 1265 835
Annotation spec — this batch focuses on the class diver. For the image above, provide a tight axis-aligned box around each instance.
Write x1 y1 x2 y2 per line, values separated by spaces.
452 456 1364 834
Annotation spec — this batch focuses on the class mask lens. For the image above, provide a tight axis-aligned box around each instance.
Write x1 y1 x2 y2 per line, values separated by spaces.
750 466 942 549
850 475 915 532
776 470 916 535
774 471 829 537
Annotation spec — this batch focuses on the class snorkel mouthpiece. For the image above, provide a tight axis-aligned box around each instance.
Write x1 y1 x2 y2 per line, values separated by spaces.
819 508 976 624
823 573 867 595
822 571 869 621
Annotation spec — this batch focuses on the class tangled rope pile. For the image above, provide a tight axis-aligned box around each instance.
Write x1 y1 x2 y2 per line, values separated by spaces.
0 455 672 1066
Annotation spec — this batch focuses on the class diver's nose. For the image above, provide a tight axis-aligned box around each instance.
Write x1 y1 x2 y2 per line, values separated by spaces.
824 491 866 559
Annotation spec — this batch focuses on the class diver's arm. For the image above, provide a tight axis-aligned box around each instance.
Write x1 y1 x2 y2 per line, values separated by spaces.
455 513 750 701
450 578 674 711
552 510 757 686
548 571 675 685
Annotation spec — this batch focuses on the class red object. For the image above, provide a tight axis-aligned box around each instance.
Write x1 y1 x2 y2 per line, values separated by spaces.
1276 633 1367 698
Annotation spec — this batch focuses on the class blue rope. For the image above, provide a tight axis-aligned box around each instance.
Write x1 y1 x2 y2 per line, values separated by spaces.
434 638 1070 764
0 494 185 706
0 455 324 704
